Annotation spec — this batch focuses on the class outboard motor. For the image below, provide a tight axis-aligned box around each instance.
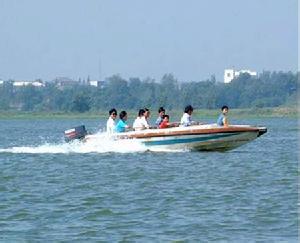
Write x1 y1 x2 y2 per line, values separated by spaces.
64 125 87 142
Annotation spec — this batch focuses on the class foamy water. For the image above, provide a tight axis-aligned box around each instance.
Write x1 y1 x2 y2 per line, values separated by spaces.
0 132 185 154
0 132 147 154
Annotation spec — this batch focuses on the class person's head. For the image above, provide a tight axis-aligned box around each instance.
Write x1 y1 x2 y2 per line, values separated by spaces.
163 114 169 122
184 105 194 115
144 108 150 119
138 109 145 117
109 108 117 119
221 105 229 114
119 111 127 121
158 107 165 117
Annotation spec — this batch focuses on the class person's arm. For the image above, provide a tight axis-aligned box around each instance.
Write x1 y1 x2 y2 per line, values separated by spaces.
223 117 229 127
169 122 180 127
142 117 150 129
124 123 130 131
145 120 150 129
155 117 161 127
132 119 138 130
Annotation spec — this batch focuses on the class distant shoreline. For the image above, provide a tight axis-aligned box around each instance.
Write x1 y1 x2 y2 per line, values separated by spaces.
0 107 297 119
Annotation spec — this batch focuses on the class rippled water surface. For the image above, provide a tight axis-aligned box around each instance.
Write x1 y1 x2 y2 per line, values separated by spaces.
0 118 298 241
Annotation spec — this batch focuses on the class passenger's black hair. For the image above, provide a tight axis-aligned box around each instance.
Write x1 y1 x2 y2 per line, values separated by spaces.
184 105 193 113
144 108 149 112
119 111 127 120
163 114 169 119
221 105 229 111
138 109 145 117
158 107 165 113
109 108 117 115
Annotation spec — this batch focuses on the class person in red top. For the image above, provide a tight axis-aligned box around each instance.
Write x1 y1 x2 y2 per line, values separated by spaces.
159 115 170 129
159 115 180 129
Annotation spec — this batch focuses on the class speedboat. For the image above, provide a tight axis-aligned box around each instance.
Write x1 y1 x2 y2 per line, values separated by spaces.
79 124 267 152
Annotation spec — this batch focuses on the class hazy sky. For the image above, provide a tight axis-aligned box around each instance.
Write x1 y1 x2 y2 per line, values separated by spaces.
0 0 297 82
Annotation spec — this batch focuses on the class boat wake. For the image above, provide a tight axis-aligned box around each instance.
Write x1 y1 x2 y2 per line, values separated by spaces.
0 132 186 154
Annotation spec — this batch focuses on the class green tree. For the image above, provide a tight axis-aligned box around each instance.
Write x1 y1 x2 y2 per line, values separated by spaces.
70 93 91 112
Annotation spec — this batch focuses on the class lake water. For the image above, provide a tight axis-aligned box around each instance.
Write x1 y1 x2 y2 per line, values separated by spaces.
0 117 298 242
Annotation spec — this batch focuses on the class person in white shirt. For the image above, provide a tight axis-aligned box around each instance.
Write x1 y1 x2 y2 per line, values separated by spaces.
106 108 117 134
133 109 150 131
180 105 198 126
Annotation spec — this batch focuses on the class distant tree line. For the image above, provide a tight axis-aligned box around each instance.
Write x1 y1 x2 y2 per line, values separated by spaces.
0 71 298 112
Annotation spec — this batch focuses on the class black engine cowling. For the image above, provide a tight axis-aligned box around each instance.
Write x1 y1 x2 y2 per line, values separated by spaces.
64 125 87 142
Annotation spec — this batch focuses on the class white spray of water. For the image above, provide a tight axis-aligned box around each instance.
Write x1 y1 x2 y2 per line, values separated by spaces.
0 132 185 154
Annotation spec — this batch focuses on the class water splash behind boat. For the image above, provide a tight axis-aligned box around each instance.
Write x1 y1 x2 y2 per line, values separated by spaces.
0 132 185 154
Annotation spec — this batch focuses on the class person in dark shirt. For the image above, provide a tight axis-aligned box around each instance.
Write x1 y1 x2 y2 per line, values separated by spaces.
155 107 165 127
217 105 229 126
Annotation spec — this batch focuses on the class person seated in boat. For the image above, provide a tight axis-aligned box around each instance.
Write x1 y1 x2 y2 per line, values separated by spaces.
116 111 130 133
106 108 117 134
133 109 150 131
144 108 151 127
217 105 229 127
180 105 199 127
159 115 179 129
155 107 165 128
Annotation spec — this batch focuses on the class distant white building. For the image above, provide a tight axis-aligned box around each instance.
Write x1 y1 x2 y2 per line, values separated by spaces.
224 69 257 83
89 80 105 88
13 80 45 87
89 80 100 87
0 80 3 85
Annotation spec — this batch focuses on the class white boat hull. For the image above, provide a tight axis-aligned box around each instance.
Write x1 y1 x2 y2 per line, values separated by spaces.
85 124 267 152
139 131 259 151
